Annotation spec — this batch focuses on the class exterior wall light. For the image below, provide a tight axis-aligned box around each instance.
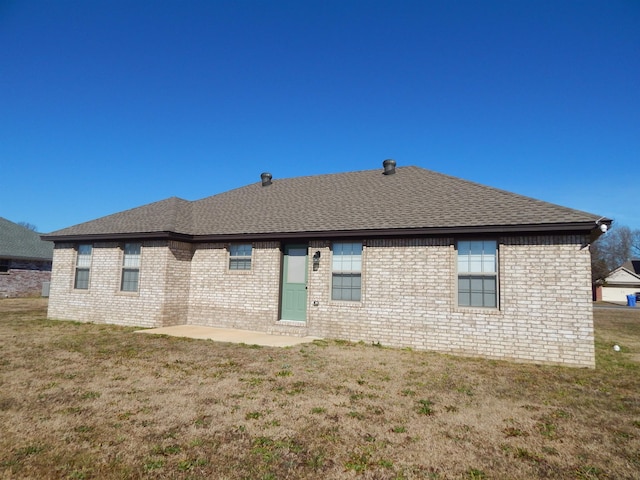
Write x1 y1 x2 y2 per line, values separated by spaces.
312 251 321 271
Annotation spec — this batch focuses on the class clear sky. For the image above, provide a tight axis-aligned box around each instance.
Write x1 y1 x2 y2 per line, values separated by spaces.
1 0 638 234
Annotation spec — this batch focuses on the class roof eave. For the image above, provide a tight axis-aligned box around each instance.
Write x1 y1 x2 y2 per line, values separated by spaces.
192 221 602 242
41 221 603 244
40 231 193 243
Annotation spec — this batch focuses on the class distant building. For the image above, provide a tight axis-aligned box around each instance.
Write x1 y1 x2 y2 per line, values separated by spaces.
595 260 640 303
43 161 609 367
0 217 53 297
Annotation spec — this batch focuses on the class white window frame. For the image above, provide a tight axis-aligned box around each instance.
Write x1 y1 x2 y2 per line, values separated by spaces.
331 242 362 302
74 244 92 290
121 243 141 292
229 244 252 271
457 239 498 308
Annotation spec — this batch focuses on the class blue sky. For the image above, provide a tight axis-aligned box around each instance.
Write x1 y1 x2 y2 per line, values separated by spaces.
1 0 638 233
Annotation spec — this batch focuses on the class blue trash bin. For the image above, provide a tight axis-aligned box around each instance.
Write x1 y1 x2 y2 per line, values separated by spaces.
627 295 637 307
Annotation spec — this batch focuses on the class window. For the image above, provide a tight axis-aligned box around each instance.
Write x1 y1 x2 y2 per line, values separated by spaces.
0 259 9 274
457 240 497 308
229 244 252 270
74 244 92 289
121 243 141 292
332 242 362 301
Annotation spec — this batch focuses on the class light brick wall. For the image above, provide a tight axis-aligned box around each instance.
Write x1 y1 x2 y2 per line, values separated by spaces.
48 241 191 327
306 238 453 351
47 234 595 367
304 235 594 367
161 241 193 326
187 242 281 330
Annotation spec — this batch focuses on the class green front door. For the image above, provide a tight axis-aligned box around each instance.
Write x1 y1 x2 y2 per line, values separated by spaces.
280 245 308 321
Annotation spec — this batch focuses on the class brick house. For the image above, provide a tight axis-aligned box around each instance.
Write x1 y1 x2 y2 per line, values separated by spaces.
0 217 53 297
42 161 610 367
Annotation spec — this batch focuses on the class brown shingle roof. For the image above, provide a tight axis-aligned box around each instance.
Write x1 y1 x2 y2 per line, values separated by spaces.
44 166 608 241
45 197 192 238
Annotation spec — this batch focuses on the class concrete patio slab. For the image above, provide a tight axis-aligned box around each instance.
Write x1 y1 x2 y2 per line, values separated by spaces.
135 325 321 347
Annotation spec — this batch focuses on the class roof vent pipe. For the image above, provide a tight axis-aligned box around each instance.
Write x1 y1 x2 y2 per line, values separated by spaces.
261 172 273 186
382 159 396 175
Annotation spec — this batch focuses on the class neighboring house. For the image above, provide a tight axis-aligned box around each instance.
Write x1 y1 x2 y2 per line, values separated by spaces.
0 217 54 297
42 161 610 367
595 260 640 303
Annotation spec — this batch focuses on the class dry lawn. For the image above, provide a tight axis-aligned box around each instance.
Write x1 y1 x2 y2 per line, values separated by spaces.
1 299 639 479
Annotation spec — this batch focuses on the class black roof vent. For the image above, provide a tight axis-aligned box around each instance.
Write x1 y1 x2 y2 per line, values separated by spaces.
261 172 273 186
382 159 396 175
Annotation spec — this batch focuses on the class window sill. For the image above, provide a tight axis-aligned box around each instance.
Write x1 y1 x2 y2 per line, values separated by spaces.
327 299 364 308
117 291 140 297
453 306 502 315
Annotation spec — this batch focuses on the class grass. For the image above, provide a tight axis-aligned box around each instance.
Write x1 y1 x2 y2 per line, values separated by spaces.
1 298 639 479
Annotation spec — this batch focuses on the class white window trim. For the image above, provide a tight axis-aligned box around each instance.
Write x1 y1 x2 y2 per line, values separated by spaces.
74 244 92 290
228 244 253 272
331 241 363 302
456 239 499 309
120 243 141 293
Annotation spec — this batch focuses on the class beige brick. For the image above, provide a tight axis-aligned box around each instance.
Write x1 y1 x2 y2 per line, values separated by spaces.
48 234 595 367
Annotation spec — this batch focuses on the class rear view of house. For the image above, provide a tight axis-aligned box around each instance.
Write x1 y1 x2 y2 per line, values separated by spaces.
0 217 53 297
42 161 610 367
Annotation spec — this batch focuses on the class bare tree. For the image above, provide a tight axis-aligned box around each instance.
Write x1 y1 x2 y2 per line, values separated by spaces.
17 221 38 232
591 225 640 281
